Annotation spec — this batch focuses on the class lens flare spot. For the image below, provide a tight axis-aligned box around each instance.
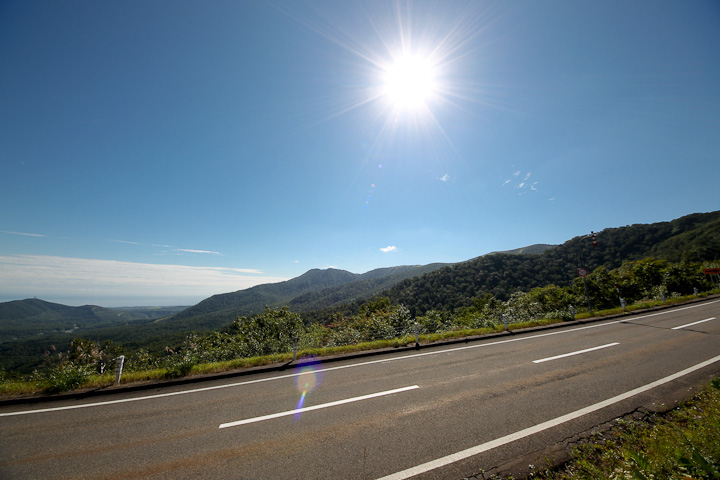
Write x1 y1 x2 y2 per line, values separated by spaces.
295 366 321 394
293 365 324 421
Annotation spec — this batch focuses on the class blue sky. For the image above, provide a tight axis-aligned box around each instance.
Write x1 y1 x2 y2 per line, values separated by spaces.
1 1 719 307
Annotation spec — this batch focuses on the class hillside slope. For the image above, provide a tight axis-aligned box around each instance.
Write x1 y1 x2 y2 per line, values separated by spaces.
163 264 449 331
0 299 162 343
376 210 720 316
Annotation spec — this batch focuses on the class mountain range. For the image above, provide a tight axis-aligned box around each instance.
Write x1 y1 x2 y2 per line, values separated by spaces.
1 209 718 373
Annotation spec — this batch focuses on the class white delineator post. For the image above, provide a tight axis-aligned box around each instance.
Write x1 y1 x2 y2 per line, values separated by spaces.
114 356 125 385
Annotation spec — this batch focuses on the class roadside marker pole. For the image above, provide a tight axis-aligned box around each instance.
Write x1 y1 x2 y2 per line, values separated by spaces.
114 356 125 385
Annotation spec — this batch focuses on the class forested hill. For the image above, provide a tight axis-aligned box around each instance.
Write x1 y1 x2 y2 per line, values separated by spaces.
171 268 357 321
0 299 185 343
318 210 720 318
163 263 449 331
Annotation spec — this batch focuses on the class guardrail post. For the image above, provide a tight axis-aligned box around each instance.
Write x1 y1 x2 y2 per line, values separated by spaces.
414 322 419 348
502 314 508 331
569 305 575 320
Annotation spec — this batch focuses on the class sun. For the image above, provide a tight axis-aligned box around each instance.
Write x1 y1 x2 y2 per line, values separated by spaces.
381 53 438 110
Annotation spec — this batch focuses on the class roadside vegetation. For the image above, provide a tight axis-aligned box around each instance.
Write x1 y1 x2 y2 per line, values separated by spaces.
0 257 717 397
481 376 720 480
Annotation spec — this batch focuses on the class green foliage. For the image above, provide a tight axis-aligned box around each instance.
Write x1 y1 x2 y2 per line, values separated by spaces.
32 363 93 394
416 310 453 334
528 377 720 480
232 306 304 357
326 304 414 345
527 285 575 312
571 259 711 312
676 444 720 480
504 291 544 324
163 359 196 379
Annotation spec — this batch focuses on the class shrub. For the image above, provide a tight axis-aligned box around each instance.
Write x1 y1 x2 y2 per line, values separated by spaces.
34 363 92 394
164 359 195 379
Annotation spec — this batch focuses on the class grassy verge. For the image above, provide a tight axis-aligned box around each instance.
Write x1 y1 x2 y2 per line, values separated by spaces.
493 377 720 480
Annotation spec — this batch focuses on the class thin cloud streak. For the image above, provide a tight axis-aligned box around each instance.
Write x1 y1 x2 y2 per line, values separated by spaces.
1 230 46 237
174 249 221 255
0 255 286 305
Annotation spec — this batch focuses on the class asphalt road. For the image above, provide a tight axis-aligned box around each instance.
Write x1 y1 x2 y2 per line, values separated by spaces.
1 299 719 479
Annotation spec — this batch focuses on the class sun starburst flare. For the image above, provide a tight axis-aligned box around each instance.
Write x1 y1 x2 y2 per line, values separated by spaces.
381 53 438 110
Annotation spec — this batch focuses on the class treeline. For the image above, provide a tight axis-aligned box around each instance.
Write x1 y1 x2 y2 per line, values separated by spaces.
303 211 720 322
15 257 717 392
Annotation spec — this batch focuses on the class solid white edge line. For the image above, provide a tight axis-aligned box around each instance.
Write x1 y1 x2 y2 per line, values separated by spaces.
2 299 718 417
671 317 716 330
219 385 419 429
532 342 619 364
376 354 720 480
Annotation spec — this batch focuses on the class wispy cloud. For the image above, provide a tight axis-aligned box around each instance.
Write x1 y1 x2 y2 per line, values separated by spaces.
504 171 543 195
517 172 532 189
110 240 223 256
112 240 140 245
1 230 46 237
503 170 555 199
0 255 285 305
380 245 398 253
174 249 221 255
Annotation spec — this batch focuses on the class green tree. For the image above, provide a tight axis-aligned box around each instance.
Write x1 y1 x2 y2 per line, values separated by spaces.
527 284 574 311
416 310 452 334
663 262 708 296
232 307 304 357
504 291 544 324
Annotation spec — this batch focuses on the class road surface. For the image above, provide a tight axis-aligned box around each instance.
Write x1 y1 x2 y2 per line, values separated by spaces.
1 299 719 479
